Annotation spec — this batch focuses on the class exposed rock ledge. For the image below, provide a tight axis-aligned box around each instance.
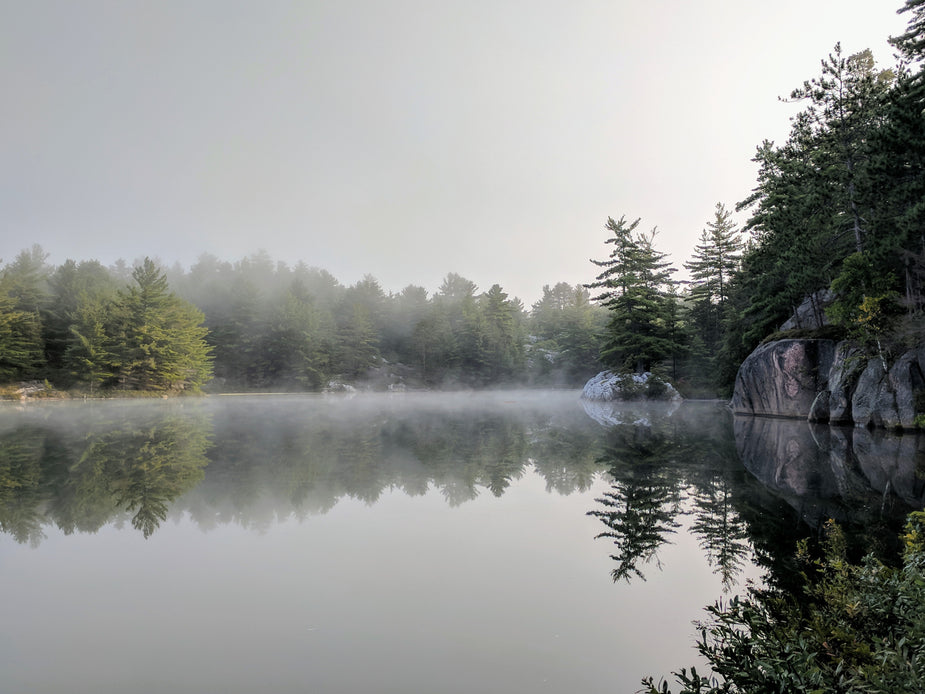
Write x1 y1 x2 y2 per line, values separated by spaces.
732 339 925 429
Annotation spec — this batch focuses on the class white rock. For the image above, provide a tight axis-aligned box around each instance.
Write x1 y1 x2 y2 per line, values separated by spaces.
581 371 682 402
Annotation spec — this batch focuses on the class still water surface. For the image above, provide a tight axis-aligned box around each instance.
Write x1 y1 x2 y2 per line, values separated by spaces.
0 391 921 693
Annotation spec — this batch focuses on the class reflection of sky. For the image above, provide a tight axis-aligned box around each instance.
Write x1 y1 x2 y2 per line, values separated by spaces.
0 469 760 694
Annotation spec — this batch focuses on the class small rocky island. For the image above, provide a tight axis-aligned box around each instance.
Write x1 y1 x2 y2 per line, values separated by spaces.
581 370 682 402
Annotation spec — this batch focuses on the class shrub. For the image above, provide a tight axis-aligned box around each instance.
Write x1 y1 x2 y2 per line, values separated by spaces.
642 514 925 693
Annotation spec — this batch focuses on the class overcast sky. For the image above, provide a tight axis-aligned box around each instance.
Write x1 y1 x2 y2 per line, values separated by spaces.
0 1 911 304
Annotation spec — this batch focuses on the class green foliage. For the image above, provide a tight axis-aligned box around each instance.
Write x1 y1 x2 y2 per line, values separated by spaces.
587 217 686 374
0 246 49 381
643 516 925 693
682 203 744 392
715 29 925 389
528 282 605 383
105 258 213 392
0 409 212 541
45 259 120 387
0 247 608 391
827 252 900 333
0 290 44 381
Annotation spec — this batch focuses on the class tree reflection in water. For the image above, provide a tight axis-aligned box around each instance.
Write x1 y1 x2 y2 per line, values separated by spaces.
0 403 211 542
587 400 925 589
0 393 921 577
82 419 211 537
0 394 605 543
587 402 753 586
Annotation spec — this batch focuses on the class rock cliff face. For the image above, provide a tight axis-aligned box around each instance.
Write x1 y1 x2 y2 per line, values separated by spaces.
731 340 835 418
732 339 925 429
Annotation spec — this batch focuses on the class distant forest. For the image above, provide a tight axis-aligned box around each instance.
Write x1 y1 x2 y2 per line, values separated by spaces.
0 247 609 394
2 1 924 398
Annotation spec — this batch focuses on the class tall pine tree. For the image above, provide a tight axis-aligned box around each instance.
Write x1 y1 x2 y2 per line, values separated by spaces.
587 217 684 374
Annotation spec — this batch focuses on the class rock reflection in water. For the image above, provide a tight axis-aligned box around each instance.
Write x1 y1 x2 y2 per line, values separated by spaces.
734 415 925 554
580 398 681 427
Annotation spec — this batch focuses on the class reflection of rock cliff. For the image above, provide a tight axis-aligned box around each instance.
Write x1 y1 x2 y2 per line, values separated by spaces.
731 339 925 429
735 415 925 528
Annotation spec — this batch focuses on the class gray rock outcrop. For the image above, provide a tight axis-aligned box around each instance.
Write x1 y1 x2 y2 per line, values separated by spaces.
730 340 835 418
732 338 925 429
581 371 682 402
779 290 834 331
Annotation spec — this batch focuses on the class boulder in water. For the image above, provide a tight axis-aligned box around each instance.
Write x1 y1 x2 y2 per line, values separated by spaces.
581 371 682 402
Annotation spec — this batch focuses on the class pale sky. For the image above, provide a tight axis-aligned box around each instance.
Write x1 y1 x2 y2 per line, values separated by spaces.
0 1 910 304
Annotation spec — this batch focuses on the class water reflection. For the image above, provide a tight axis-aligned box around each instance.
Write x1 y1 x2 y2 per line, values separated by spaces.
1 394 922 580
587 402 753 587
0 394 604 543
0 403 211 544
5 394 922 694
735 414 925 557
586 402 925 588
186 393 604 530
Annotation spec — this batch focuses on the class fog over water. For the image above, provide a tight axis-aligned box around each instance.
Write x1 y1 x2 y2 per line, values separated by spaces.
0 392 921 693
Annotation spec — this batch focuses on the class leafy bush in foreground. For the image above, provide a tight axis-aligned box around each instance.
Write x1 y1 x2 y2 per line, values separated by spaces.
642 512 925 694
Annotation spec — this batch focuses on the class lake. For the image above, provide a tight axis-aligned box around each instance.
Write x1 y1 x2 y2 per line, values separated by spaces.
1 391 922 694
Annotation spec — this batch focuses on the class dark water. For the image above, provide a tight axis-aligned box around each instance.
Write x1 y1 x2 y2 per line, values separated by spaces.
0 392 922 693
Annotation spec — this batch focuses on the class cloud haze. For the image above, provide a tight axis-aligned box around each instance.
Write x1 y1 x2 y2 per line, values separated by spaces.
0 1 908 303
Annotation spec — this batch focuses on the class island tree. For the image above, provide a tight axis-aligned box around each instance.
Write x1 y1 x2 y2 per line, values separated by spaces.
587 216 684 374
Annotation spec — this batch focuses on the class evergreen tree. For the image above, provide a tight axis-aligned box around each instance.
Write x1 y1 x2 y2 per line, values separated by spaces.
787 45 893 254
333 275 384 379
2 245 50 315
529 282 605 382
260 279 330 389
107 258 212 392
476 284 524 383
45 260 119 385
0 246 50 380
0 291 43 381
381 284 429 365
685 204 742 315
587 217 684 374
721 45 898 387
683 204 744 389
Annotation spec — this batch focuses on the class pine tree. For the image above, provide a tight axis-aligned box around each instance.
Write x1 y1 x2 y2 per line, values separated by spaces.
476 284 524 383
684 203 744 362
0 246 50 380
587 218 683 374
107 258 212 392
0 291 43 381
787 45 893 254
529 282 605 382
45 259 119 386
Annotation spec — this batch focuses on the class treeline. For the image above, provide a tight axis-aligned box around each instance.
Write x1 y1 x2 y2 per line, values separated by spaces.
719 23 925 384
589 1 925 393
0 246 607 393
4 2 923 396
0 251 211 393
